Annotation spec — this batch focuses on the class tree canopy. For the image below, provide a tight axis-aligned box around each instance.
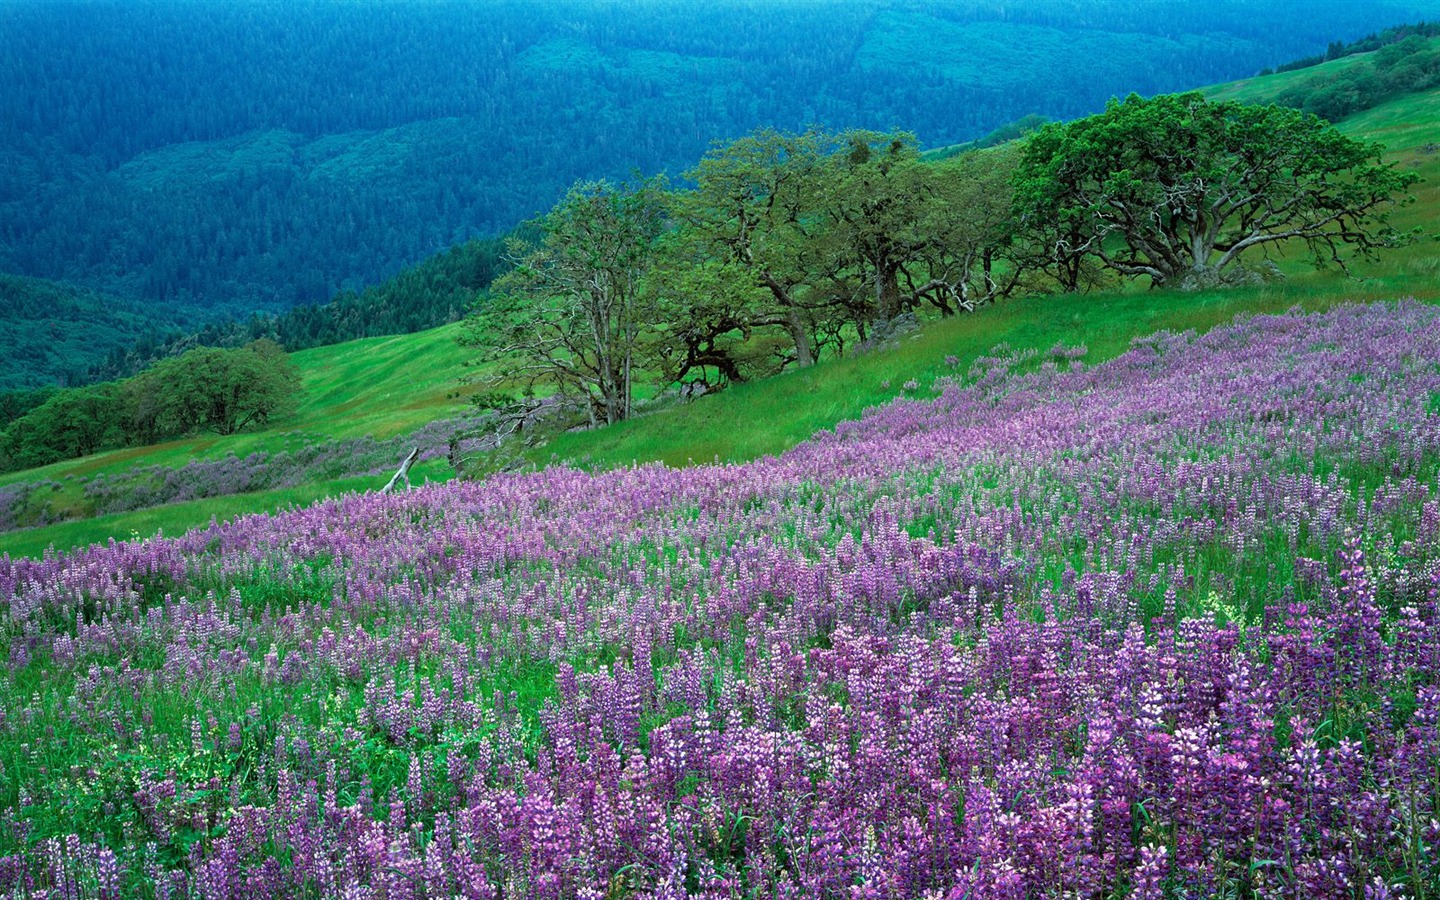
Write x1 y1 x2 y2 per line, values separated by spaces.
1013 92 1417 289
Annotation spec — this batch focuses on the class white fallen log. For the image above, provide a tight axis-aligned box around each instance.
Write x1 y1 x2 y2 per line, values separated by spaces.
381 447 420 493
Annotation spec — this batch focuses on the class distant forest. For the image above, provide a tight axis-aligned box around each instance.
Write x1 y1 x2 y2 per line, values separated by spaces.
3 0 1435 327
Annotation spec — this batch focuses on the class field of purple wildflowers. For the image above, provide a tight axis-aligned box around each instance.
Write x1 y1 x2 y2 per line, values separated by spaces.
2 301 1438 899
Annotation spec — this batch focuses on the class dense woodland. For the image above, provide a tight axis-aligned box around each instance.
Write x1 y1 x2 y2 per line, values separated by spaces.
2 0 1432 336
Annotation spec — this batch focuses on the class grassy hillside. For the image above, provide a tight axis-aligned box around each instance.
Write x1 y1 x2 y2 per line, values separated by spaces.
1207 32 1440 119
539 83 1440 470
3 84 1437 560
0 323 472 489
0 325 477 556
1206 44 1393 104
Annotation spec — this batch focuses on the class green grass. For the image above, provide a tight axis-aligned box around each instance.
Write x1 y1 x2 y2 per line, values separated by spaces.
4 86 1439 559
0 324 475 491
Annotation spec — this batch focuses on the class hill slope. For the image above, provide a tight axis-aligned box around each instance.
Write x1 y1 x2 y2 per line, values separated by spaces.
2 298 1438 893
3 0 1434 321
2 77 1438 559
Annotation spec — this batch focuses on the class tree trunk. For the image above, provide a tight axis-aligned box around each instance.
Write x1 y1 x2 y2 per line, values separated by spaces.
785 308 815 368
874 259 903 323
761 271 814 367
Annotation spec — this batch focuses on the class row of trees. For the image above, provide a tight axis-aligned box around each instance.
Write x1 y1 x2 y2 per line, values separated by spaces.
466 130 1028 429
463 93 1415 431
0 341 299 472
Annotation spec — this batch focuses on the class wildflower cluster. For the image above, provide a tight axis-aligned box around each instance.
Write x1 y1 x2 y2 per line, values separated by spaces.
2 302 1438 898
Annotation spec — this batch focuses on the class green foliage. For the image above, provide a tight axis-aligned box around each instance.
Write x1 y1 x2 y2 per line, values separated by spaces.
656 128 1031 388
1276 34 1440 121
0 384 129 471
818 134 1031 322
462 178 669 428
1013 93 1419 289
0 0 1423 324
0 386 58 430
127 340 301 439
0 342 300 472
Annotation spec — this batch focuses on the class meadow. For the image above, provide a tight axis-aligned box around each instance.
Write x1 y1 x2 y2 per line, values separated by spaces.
1 51 1439 898
1 299 1437 896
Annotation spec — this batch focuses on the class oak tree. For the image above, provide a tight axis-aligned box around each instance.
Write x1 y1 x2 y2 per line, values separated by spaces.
1014 92 1417 289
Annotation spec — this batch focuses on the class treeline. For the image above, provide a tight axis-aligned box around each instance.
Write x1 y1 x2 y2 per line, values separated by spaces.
1267 21 1440 74
269 235 510 351
0 342 299 472
1273 33 1440 121
466 94 1415 432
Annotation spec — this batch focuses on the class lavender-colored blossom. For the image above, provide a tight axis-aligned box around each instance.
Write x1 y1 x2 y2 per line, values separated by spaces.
1 302 1439 897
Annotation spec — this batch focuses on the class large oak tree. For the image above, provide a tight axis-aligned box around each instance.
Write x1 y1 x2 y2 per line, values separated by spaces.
462 178 668 429
1013 92 1417 289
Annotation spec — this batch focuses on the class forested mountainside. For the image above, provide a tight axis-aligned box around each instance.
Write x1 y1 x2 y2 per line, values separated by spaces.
2 0 1435 322
0 275 188 392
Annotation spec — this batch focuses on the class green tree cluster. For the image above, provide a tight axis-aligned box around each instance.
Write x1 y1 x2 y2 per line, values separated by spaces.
1013 93 1417 289
463 94 1415 435
463 128 1036 428
0 342 299 472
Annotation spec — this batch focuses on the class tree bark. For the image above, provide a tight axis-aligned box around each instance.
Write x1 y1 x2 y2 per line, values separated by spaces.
760 271 815 367
874 259 904 323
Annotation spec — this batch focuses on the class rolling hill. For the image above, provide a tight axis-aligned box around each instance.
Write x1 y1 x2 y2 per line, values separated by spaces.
2 0 1434 336
1 53 1438 559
